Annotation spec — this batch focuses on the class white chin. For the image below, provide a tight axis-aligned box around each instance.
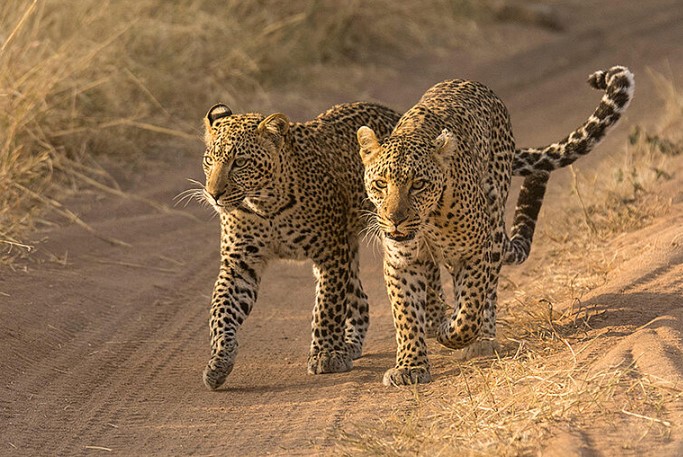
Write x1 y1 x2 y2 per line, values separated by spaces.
383 235 420 264
212 203 233 214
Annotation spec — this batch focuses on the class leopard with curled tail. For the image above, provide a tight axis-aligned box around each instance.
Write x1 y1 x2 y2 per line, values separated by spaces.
359 66 634 386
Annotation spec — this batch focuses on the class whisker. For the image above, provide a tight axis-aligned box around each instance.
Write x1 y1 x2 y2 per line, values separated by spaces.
173 188 205 207
186 178 204 186
360 227 376 245
360 216 386 258
360 213 380 239
173 177 206 207
173 188 200 201
178 189 200 198
370 228 385 258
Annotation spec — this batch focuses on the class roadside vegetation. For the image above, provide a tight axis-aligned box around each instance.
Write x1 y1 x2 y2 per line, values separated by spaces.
1 0 494 262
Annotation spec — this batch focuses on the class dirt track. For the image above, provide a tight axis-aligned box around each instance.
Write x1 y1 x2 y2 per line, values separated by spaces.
2 1 683 455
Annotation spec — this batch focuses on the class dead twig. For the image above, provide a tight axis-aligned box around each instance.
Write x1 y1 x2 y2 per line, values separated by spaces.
83 256 179 274
621 409 671 427
83 445 113 452
569 165 598 234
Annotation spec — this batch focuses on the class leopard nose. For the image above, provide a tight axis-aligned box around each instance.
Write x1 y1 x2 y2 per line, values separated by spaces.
208 189 225 203
389 215 409 231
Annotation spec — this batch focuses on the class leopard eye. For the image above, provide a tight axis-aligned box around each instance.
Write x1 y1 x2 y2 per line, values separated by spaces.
411 179 427 191
233 157 247 168
372 179 387 191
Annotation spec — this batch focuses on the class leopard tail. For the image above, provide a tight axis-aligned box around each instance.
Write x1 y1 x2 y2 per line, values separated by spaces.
504 66 635 265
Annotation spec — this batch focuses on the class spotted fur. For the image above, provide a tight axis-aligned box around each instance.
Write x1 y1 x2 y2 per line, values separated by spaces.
359 66 634 386
199 102 400 390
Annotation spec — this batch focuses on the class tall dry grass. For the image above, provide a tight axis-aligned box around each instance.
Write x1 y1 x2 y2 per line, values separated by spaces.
1 0 486 261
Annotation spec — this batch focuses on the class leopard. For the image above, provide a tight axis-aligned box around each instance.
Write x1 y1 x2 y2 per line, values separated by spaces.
358 66 634 386
197 102 401 390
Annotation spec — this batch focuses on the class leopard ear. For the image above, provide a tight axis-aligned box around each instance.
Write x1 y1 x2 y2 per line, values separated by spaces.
433 129 455 158
204 104 232 142
257 113 290 148
357 126 381 166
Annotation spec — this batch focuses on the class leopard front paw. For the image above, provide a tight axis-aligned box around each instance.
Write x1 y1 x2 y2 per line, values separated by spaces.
436 321 476 349
382 366 432 386
203 348 237 390
307 349 353 374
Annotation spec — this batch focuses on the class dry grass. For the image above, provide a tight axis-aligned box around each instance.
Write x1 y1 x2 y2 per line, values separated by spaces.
336 73 683 456
1 0 491 262
339 298 681 456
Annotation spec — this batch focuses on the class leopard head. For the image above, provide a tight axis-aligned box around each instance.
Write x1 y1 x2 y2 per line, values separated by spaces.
358 126 454 243
202 104 289 213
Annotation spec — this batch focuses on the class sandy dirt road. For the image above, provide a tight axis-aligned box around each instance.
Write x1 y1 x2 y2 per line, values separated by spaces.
2 0 683 455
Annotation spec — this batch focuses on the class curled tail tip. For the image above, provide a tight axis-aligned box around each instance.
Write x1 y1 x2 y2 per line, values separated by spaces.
588 70 609 90
588 65 635 91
